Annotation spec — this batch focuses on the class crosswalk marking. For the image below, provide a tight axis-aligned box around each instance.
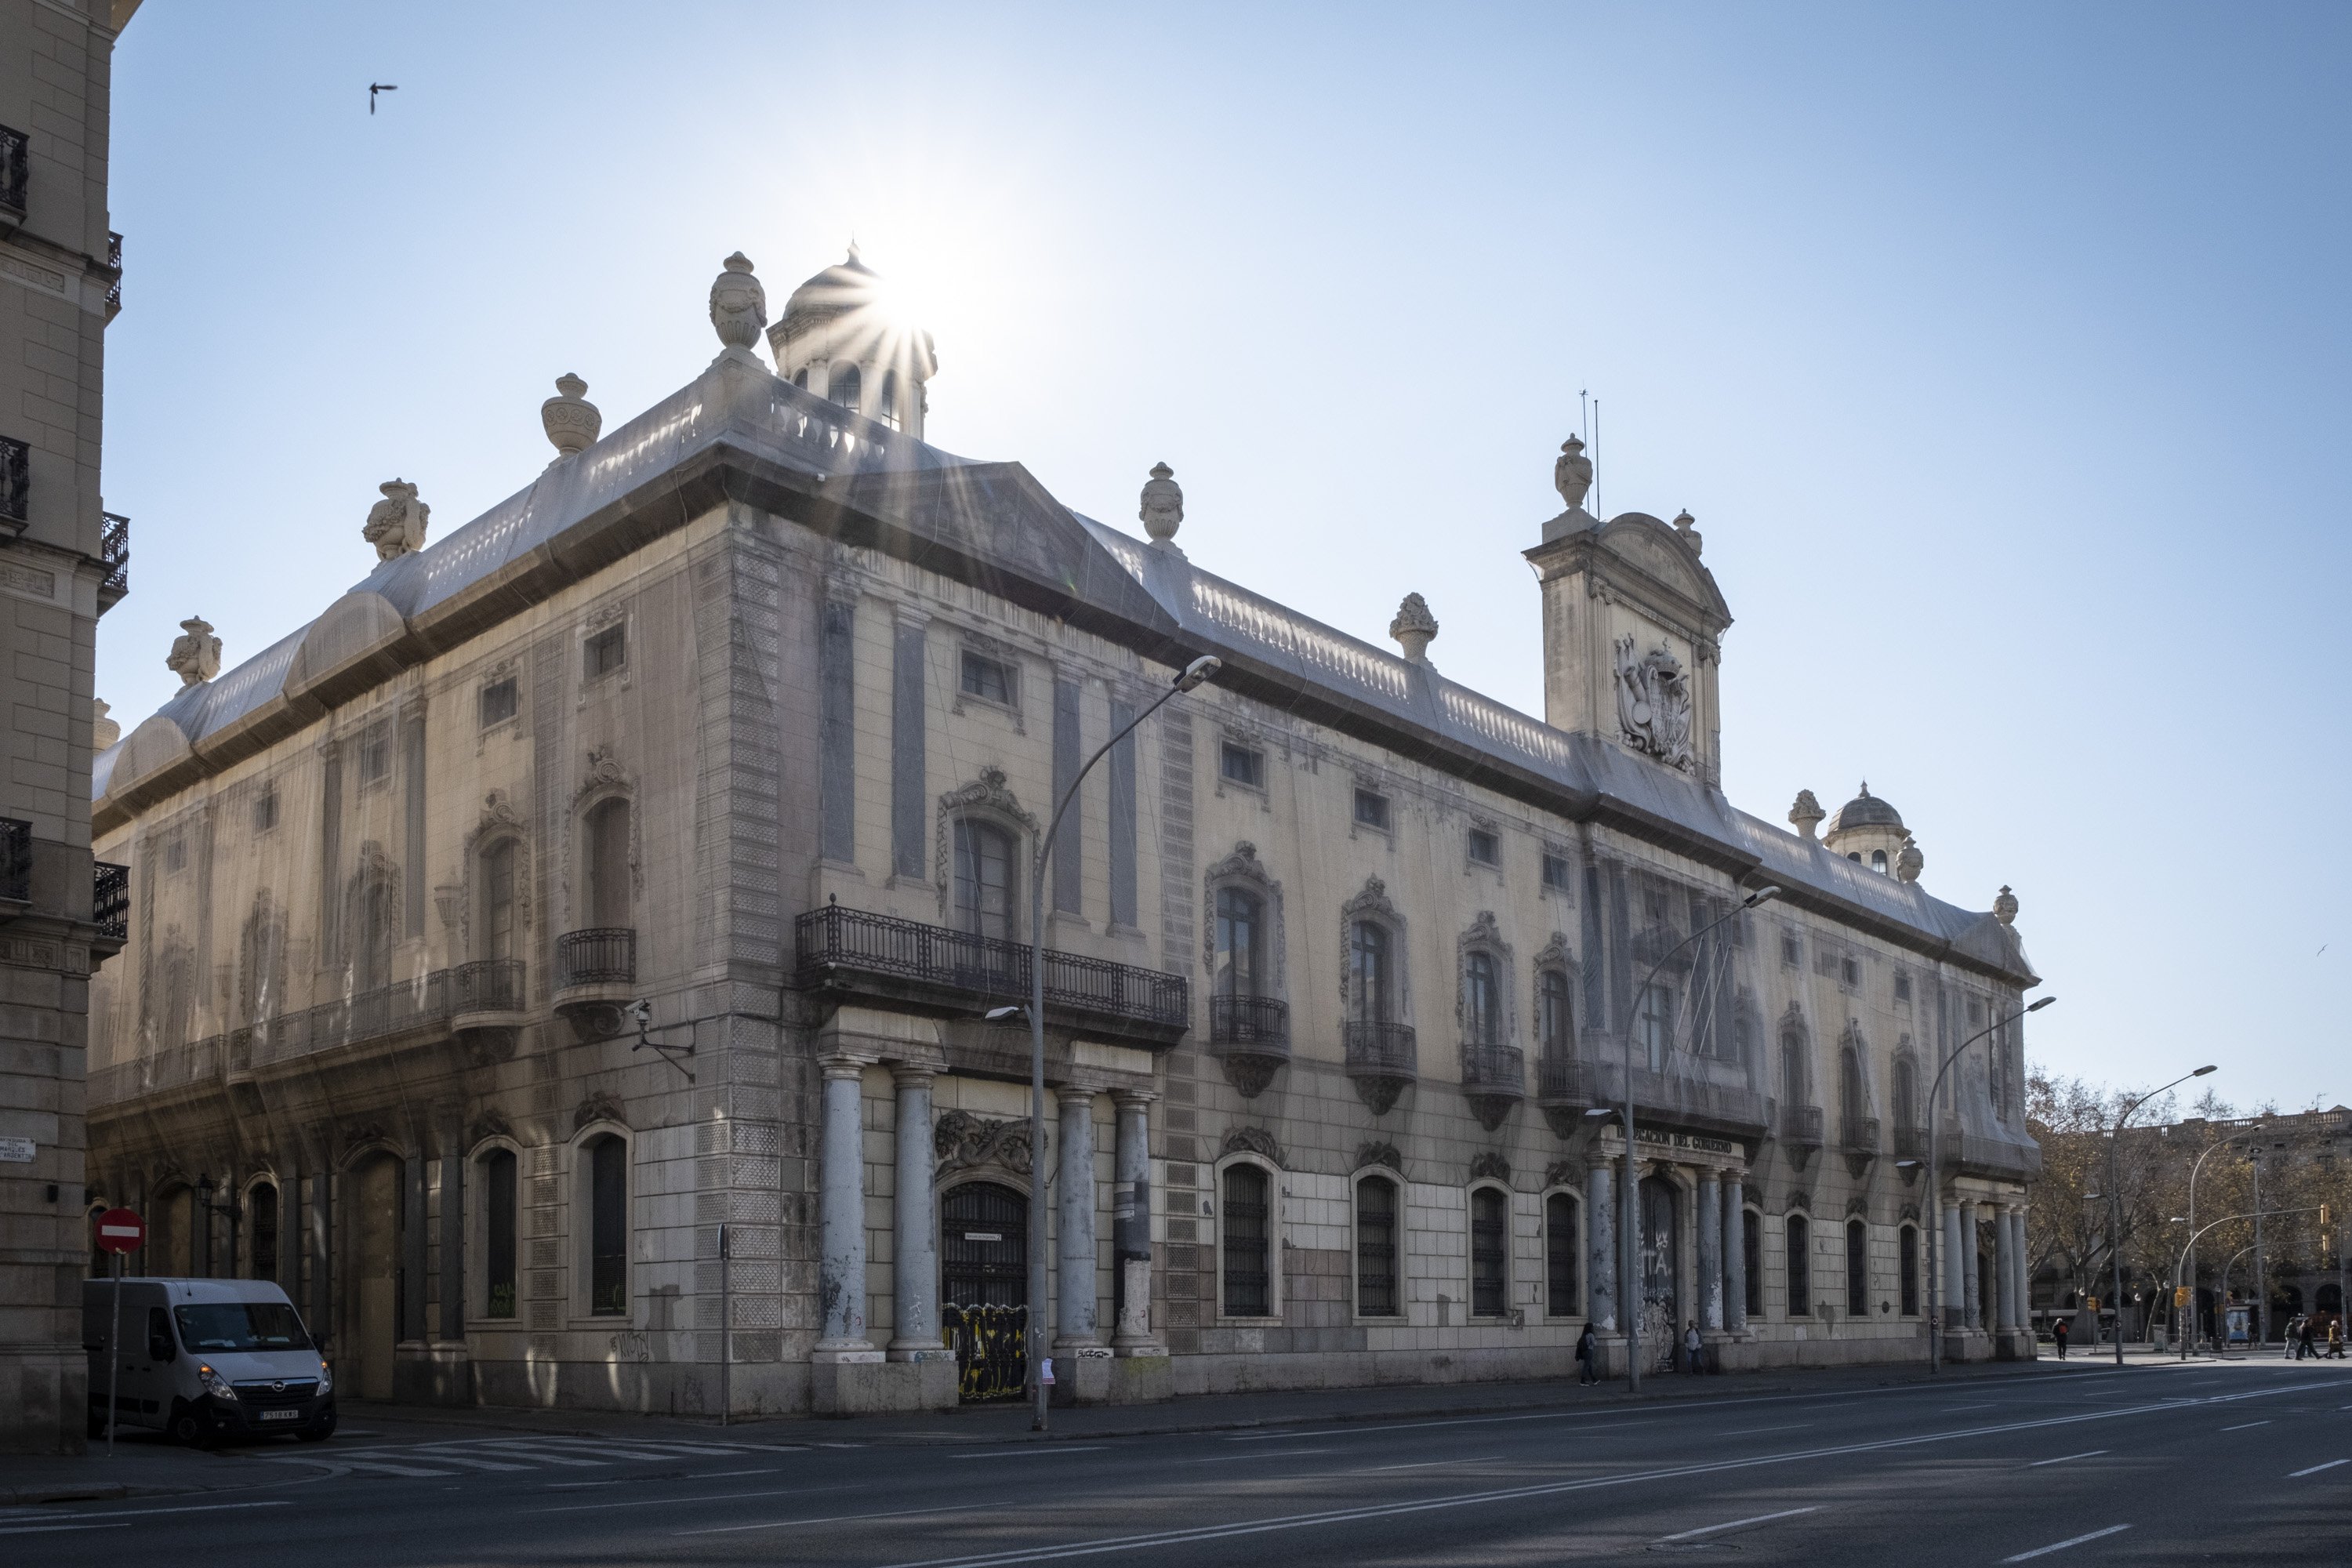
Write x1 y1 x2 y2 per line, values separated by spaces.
263 1432 817 1480
341 1459 466 1478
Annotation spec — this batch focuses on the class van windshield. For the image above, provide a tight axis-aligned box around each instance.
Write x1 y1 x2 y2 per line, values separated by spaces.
172 1302 311 1352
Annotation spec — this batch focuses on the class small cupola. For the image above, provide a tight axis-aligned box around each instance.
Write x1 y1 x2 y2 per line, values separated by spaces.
767 245 939 439
1821 782 1910 874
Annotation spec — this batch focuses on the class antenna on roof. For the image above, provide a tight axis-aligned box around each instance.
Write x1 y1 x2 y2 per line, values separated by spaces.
1592 397 1601 520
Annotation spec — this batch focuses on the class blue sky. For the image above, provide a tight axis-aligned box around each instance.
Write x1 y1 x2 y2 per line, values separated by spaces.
99 3 2350 1110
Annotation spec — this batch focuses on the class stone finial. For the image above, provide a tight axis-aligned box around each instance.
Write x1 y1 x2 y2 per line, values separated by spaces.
1139 461 1183 546
541 373 602 456
708 252 768 350
1554 435 1593 510
1389 592 1439 663
1895 835 1923 884
92 698 119 750
166 616 221 688
362 479 430 561
1673 508 1704 557
1789 789 1825 840
1993 884 2019 925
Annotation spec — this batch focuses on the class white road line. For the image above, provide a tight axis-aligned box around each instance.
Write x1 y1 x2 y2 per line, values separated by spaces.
529 1483 851 1515
1174 1450 1333 1465
2027 1450 2107 1468
2289 1458 2349 1478
1656 1505 1819 1542
342 1459 461 1477
1944 1403 1997 1412
2 1501 292 1523
1362 1455 1501 1472
1720 1424 1812 1436
467 1442 608 1466
677 1501 1008 1538
1225 1411 1653 1442
2001 1523 2131 1562
952 1446 1109 1460
2220 1421 2270 1432
693 1468 775 1479
507 1441 693 1462
0 1523 134 1537
407 1453 533 1472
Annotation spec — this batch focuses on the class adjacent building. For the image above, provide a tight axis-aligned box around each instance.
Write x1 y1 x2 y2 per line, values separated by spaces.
84 249 2042 1418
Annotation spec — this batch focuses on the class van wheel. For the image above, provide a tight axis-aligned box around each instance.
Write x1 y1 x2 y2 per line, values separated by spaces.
168 1404 212 1447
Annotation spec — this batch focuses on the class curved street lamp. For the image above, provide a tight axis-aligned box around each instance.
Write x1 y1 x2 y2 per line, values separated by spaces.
2103 1065 2216 1365
1920 993 2054 1374
2179 1125 2260 1357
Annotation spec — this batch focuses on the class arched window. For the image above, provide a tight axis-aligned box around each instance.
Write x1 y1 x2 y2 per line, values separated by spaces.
1787 1214 1811 1316
586 1136 628 1316
829 361 862 414
354 882 394 993
1846 1219 1869 1317
953 818 1018 944
1471 1186 1508 1318
250 1182 278 1282
479 840 517 960
1780 1031 1808 1109
1545 1190 1580 1316
1355 1176 1399 1316
1221 1164 1271 1316
1871 849 1888 873
1465 951 1501 1046
1839 1046 1864 1142
1743 1209 1763 1319
877 368 901 430
1537 969 1573 1060
1899 1225 1919 1316
1348 920 1393 1024
792 366 808 389
1893 1055 1919 1133
1214 886 1265 1000
584 800 631 928
481 1148 517 1319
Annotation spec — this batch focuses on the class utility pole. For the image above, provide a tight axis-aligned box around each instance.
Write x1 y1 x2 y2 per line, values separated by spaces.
2252 1148 2266 1351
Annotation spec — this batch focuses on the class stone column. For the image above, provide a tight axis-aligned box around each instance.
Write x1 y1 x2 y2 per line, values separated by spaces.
402 1151 429 1342
1055 1087 1101 1348
1723 1177 1748 1333
1110 1091 1156 1352
2009 1207 2031 1334
1993 1203 2017 1334
1585 1159 1617 1333
815 1058 876 1354
1697 1171 1723 1332
309 1165 332 1346
1960 1202 1981 1331
887 1067 939 1360
1944 1200 1965 1331
438 1124 465 1342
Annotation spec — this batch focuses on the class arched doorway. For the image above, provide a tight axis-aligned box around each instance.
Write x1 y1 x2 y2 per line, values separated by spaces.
347 1152 405 1399
940 1181 1027 1401
1638 1174 1680 1371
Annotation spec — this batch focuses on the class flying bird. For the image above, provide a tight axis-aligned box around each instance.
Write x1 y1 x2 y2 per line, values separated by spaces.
369 83 397 114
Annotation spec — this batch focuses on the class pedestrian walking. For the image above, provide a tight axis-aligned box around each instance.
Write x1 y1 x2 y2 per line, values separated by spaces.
2297 1315 2317 1360
2328 1318 2344 1359
1575 1323 1599 1385
1684 1319 1704 1375
2053 1316 2070 1359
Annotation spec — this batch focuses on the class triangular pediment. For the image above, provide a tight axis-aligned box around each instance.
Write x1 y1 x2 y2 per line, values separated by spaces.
1591 513 1730 629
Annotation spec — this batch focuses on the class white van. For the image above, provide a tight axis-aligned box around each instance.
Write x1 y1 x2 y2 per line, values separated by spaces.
84 1277 336 1445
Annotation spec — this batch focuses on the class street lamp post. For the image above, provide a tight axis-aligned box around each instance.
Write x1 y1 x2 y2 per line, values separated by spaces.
2171 1207 2316 1359
2180 1127 2258 1357
1014 655 1219 1433
1922 995 2055 1374
1618 883 1780 1394
2104 1065 2217 1366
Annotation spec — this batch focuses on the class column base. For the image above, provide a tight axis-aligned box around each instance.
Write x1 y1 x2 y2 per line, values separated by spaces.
1048 1344 1115 1406
812 1345 953 1415
886 1338 955 1364
1106 1352 1173 1403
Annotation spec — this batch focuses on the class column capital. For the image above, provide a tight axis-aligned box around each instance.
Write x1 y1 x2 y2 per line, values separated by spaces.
1110 1087 1159 1109
889 1062 938 1090
1055 1083 1099 1110
818 1052 877 1081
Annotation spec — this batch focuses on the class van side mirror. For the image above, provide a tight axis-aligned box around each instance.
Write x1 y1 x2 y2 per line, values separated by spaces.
147 1308 176 1363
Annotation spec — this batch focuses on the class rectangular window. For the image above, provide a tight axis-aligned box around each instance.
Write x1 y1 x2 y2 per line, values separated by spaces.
1471 1187 1508 1318
485 1150 517 1319
357 721 391 782
1221 1165 1271 1316
960 651 1012 705
1220 742 1264 789
1467 828 1500 867
1744 1210 1763 1319
163 837 187 873
585 624 626 679
1846 1221 1869 1317
1781 934 1800 968
1842 956 1860 988
1356 1178 1398 1317
1899 1225 1919 1316
479 677 518 728
1541 852 1571 892
1787 1217 1811 1316
1635 982 1672 1069
1353 788 1390 830
1893 971 1912 1004
1545 1192 1579 1316
589 1138 627 1316
252 791 278 833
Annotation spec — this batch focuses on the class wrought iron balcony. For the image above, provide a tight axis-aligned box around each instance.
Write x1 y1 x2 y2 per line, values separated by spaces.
557 927 637 989
1 434 26 530
0 123 25 217
1207 993 1290 1097
92 860 129 941
1 817 28 902
793 903 1189 1040
105 230 122 318
1342 1019 1417 1116
1780 1102 1825 1149
100 511 129 608
1893 1123 1929 1161
1461 1041 1526 1094
1537 1051 1600 1105
453 958 528 1016
1841 1116 1882 1154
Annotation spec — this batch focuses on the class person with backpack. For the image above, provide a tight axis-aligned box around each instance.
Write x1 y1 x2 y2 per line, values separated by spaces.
2297 1315 2318 1360
2053 1315 2071 1359
1684 1319 1704 1375
1575 1322 1599 1385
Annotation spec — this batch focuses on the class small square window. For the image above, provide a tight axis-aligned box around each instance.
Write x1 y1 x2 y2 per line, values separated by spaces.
1221 742 1265 789
1781 935 1801 968
1467 828 1500 866
356 721 391 782
1894 972 1912 1004
162 837 187 873
479 677 518 728
252 791 278 833
1842 956 1860 988
1541 852 1570 892
585 625 626 679
1354 788 1390 830
960 651 1013 705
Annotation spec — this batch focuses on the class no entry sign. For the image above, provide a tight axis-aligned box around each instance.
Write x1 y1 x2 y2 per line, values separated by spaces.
94 1207 144 1255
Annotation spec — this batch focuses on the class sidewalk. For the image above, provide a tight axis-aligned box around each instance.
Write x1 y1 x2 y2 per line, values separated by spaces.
0 1352 2107 1504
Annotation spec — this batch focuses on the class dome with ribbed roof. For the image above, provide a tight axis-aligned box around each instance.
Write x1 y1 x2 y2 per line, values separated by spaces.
778 246 879 338
1824 782 1904 836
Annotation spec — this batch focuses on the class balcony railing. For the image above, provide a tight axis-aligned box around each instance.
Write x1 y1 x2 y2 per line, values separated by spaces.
558 927 637 989
453 959 527 1015
1 434 26 528
1 123 26 216
1 817 28 902
1209 994 1288 1047
1841 1116 1882 1154
104 230 122 316
1537 1051 1600 1104
100 511 129 605
1893 1123 1929 1160
794 903 1189 1033
1342 1020 1417 1077
1461 1041 1526 1094
92 860 129 940
1780 1102 1824 1148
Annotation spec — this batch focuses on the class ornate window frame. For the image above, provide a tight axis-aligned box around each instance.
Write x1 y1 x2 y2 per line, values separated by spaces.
1541 1177 1584 1321
1211 1146 1283 1324
950 632 1024 731
1457 911 1515 1048
933 767 1038 927
1465 1174 1514 1321
1349 1160 1406 1323
1531 932 1578 1060
1339 876 1410 1022
566 747 638 931
467 1131 526 1323
569 1120 633 1326
1203 840 1285 1000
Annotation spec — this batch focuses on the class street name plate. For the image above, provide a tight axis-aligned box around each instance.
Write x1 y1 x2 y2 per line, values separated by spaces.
0 1137 34 1163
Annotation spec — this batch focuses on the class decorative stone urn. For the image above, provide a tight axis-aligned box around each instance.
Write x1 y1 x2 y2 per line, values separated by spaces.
1993 885 2019 925
1789 789 1825 840
541 373 601 456
1389 592 1439 663
1554 435 1593 510
92 698 119 750
1672 509 1704 557
166 616 221 687
708 252 768 351
1896 837 1924 883
1139 462 1183 546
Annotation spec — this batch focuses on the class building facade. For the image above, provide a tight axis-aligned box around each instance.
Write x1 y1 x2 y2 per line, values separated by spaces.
84 251 2042 1418
2 0 137 1454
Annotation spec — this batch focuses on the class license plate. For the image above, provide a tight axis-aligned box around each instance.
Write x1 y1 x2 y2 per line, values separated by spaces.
259 1408 303 1421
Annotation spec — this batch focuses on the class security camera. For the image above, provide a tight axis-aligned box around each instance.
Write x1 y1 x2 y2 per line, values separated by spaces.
630 999 652 1028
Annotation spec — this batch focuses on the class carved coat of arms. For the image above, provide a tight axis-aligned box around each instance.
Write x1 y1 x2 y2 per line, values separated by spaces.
1613 633 1695 771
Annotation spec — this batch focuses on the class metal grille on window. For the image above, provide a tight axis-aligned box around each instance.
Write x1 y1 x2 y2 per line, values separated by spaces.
1899 1225 1919 1316
589 1137 626 1316
1222 1165 1271 1316
1744 1210 1763 1319
1471 1186 1508 1318
484 1149 517 1319
1786 1215 1810 1316
1546 1191 1579 1316
1846 1219 1868 1317
1356 1178 1397 1316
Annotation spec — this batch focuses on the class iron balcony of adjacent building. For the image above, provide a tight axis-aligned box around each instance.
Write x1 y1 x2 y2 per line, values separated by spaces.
100 511 129 611
1460 1040 1526 1132
104 230 122 319
1342 1019 1417 1116
1 434 27 535
0 123 25 227
1780 1102 1824 1148
555 927 637 1037
793 902 1191 1046
452 958 530 1061
1893 1123 1929 1161
0 818 27 906
1207 993 1290 1098
92 859 129 951
1841 1116 1881 1155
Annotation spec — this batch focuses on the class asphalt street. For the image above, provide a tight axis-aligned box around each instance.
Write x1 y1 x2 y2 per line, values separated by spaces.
5 1359 2346 1566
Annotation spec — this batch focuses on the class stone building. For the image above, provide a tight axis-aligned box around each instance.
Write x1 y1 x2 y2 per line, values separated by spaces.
83 250 2042 1417
1 0 139 1454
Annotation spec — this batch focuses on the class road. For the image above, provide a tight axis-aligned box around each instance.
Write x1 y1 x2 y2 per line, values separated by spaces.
5 1359 2347 1565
